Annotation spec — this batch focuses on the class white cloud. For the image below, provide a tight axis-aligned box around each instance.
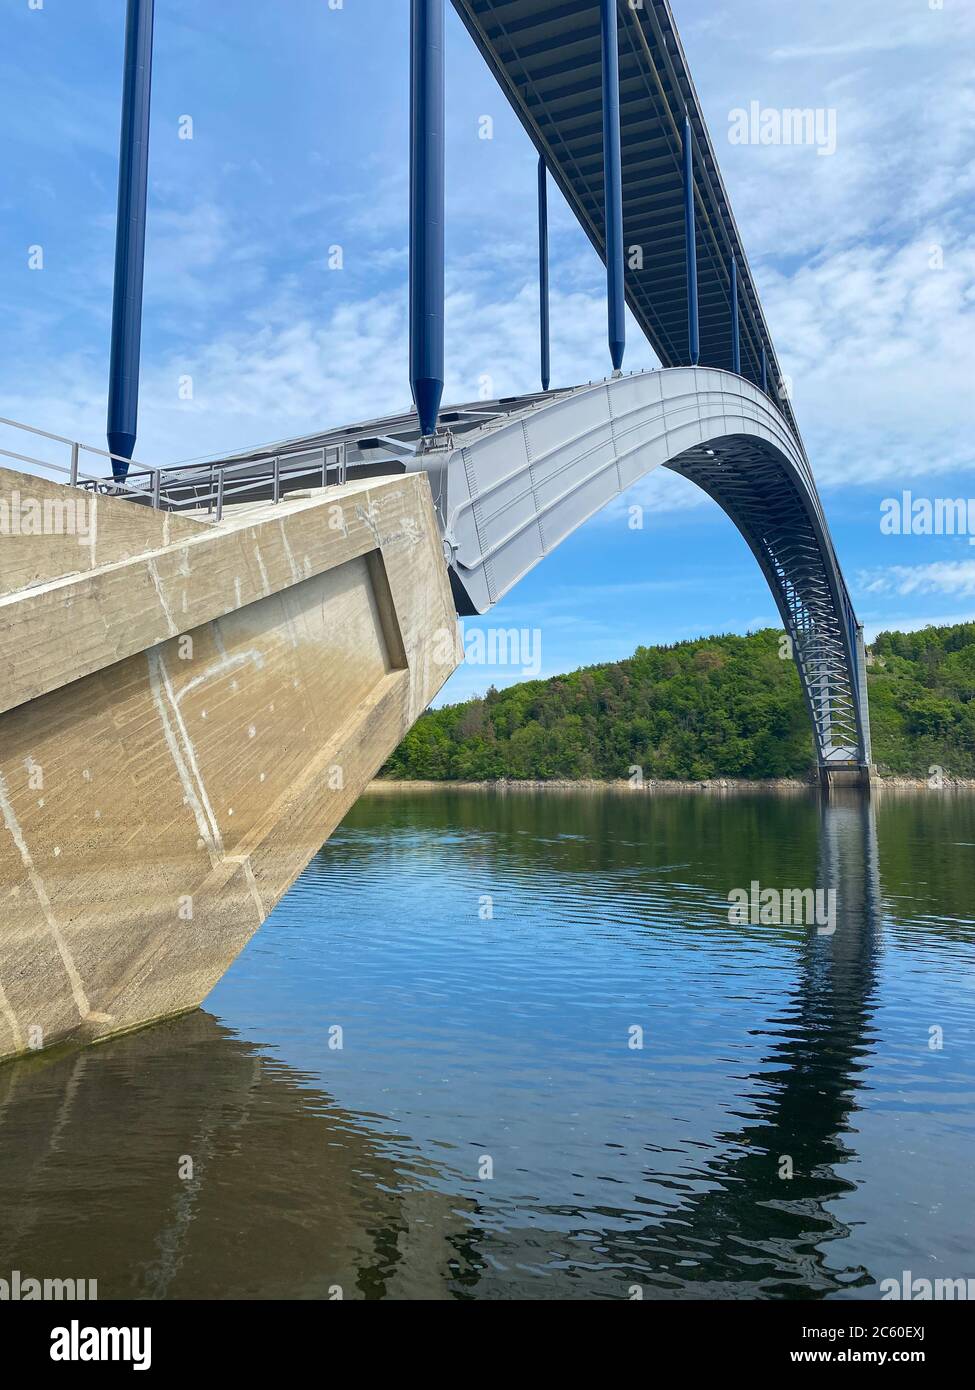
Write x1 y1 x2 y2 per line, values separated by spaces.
768 235 975 486
678 0 975 493
599 467 710 525
859 560 975 598
0 276 653 474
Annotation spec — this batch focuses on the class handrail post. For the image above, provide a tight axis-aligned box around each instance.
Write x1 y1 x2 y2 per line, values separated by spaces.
151 467 161 509
730 256 741 377
410 0 446 439
600 0 625 374
69 441 80 486
683 113 700 366
107 0 155 481
538 155 551 392
273 456 281 505
207 464 214 516
216 468 225 522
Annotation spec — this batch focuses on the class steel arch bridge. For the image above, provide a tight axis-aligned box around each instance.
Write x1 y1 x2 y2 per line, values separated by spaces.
3 0 873 776
416 369 871 769
438 0 871 772
144 359 870 770
191 0 872 773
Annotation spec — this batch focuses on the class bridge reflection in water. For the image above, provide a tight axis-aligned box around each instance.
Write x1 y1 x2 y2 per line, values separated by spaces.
0 1011 478 1300
607 796 884 1299
0 794 921 1300
363 791 886 1300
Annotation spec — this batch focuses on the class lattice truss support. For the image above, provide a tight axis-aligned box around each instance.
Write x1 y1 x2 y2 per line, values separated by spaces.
671 440 868 766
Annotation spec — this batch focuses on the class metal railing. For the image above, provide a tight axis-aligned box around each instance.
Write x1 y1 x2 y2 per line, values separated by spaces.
0 416 348 523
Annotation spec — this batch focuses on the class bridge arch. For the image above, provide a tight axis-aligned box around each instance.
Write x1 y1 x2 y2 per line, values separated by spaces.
415 368 871 770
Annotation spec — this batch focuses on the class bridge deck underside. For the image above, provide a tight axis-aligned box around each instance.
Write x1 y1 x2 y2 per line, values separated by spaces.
452 0 796 433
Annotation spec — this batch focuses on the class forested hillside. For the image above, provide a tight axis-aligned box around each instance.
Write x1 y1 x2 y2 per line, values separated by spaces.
867 623 975 777
382 622 975 782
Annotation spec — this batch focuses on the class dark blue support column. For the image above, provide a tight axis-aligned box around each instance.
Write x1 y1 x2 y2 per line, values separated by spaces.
761 346 769 394
683 114 700 367
599 0 625 373
538 156 551 392
410 0 445 439
107 0 154 481
730 255 741 376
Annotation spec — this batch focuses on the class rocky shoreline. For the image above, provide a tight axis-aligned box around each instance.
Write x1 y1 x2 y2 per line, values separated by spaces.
369 776 975 794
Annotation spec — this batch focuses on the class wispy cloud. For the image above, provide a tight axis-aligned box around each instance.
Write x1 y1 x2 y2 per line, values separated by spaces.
859 561 975 598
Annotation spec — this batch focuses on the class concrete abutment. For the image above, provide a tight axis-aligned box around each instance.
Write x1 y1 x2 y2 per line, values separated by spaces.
0 468 461 1063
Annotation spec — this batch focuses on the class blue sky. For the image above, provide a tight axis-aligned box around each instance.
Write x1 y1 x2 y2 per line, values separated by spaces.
1 0 973 704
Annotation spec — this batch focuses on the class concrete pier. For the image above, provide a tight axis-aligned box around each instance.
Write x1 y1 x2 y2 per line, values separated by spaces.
0 465 461 1063
819 765 877 796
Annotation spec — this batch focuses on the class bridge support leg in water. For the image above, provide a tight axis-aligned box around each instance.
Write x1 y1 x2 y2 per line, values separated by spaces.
820 766 878 796
409 0 446 439
107 0 154 482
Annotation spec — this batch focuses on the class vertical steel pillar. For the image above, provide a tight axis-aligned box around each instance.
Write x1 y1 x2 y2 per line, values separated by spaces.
410 0 445 439
599 0 625 373
761 346 769 395
538 156 551 392
683 114 699 367
107 0 154 481
730 256 741 377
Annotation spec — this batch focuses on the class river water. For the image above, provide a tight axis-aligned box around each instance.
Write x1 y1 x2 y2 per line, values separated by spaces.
1 788 973 1300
